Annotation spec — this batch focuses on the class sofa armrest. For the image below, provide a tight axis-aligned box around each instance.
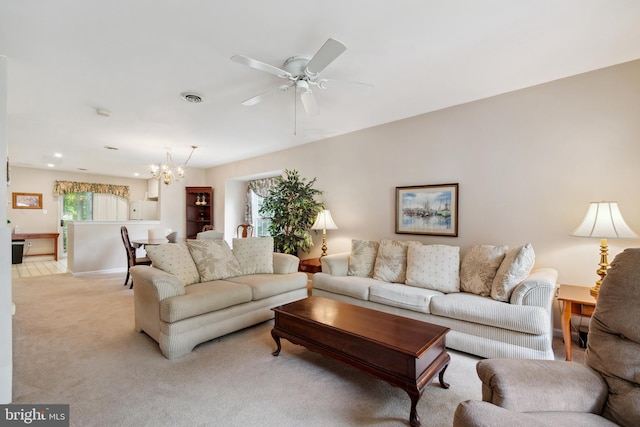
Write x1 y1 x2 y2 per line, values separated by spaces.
273 253 300 274
477 359 608 413
320 252 350 276
129 265 187 301
454 400 546 427
509 267 557 309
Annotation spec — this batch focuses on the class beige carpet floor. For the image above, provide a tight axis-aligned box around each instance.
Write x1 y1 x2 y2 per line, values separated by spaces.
12 273 491 426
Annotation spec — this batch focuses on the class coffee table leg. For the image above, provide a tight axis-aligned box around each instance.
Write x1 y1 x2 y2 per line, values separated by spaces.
438 362 450 389
408 391 421 427
271 329 282 356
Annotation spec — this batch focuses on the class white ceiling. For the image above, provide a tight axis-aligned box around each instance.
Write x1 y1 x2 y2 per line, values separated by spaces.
2 1 640 179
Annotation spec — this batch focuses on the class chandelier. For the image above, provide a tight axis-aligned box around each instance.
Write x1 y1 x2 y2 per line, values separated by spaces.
150 145 197 185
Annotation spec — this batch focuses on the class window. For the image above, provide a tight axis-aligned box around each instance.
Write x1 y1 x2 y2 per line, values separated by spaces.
250 190 271 237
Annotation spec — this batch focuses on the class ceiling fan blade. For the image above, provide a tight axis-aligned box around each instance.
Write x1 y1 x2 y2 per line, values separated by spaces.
241 84 293 106
300 91 319 117
231 55 292 79
305 38 347 75
318 78 374 95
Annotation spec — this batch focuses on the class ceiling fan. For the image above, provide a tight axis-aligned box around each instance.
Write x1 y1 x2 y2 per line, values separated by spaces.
231 38 371 117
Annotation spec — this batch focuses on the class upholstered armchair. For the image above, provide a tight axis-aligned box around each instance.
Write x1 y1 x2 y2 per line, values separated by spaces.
454 248 640 427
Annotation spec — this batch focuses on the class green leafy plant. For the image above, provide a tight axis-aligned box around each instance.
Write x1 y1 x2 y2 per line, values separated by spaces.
259 169 324 254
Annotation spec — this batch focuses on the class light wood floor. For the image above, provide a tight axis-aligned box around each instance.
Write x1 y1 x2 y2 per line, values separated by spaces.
11 256 68 278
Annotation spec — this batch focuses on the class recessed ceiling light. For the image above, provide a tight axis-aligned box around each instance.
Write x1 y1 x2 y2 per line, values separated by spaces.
104 146 119 150
54 153 63 158
47 163 55 168
96 108 112 117
133 172 139 177
180 92 204 103
77 168 88 171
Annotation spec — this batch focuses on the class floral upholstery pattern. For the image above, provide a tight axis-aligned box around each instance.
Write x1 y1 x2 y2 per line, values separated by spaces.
347 239 380 277
187 239 242 281
373 240 413 283
491 243 535 302
460 245 509 296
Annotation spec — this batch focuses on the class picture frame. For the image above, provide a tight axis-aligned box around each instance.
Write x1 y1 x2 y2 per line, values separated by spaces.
12 192 43 209
396 183 458 236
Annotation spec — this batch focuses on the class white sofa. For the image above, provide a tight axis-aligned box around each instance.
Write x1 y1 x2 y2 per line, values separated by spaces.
130 237 308 359
311 240 558 360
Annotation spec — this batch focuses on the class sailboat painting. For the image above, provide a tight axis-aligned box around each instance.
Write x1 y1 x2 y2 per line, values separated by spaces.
396 183 458 236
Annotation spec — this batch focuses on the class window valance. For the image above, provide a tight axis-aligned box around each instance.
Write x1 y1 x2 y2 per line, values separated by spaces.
53 181 130 199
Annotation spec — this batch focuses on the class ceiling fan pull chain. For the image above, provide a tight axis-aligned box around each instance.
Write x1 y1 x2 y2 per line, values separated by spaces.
293 87 297 135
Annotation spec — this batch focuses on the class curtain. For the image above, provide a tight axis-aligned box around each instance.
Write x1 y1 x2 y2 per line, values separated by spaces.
53 180 130 199
92 193 128 221
244 177 279 223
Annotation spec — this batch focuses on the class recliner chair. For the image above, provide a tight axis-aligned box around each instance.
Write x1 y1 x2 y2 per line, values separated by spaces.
454 248 640 427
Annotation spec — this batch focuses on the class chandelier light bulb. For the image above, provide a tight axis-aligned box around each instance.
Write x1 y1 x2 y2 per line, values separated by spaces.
149 146 198 185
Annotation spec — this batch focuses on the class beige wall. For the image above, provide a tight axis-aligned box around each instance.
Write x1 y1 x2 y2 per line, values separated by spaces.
207 59 640 290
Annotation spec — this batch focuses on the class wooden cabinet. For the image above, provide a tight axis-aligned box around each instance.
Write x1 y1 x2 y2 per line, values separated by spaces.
185 186 213 239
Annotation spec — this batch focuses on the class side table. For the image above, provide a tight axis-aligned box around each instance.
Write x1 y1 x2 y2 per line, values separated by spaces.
557 284 596 361
298 258 322 274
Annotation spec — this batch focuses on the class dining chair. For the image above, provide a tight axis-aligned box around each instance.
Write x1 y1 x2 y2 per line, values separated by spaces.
120 226 152 289
236 224 254 238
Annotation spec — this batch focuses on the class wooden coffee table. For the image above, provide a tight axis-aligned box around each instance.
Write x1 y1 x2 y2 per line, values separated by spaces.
271 296 450 427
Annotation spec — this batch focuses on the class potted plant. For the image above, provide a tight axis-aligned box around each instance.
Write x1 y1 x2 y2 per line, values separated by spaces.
259 169 324 255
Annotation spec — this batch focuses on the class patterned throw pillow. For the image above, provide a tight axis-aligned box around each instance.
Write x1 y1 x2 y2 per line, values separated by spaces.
232 237 274 275
373 240 411 283
405 244 460 293
347 239 380 277
491 243 535 302
187 239 242 281
460 245 509 296
145 243 200 286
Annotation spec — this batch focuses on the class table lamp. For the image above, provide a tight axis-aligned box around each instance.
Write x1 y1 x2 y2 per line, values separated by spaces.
571 201 638 298
311 210 338 258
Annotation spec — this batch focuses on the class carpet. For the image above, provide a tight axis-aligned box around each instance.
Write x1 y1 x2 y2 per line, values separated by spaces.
11 273 483 426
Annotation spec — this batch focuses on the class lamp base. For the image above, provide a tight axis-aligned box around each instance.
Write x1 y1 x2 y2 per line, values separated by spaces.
320 232 328 258
591 238 610 299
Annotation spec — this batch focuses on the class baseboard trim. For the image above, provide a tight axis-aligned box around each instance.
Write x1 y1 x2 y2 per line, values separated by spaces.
71 268 126 277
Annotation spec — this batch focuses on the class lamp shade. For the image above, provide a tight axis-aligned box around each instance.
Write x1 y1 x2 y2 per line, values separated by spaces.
571 201 638 239
311 210 338 231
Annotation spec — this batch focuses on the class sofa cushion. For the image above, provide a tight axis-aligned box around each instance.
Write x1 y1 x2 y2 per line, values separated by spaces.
226 272 308 300
187 239 242 281
160 281 253 323
312 272 375 300
405 244 460 293
491 243 535 302
373 239 413 283
430 293 548 335
347 239 380 277
145 243 200 286
460 245 508 296
232 237 274 275
369 282 443 314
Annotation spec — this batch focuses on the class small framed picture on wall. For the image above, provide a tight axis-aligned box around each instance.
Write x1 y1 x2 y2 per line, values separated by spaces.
12 192 43 209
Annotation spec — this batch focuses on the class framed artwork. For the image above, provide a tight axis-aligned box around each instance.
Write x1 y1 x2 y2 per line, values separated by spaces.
396 183 458 236
12 192 43 209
